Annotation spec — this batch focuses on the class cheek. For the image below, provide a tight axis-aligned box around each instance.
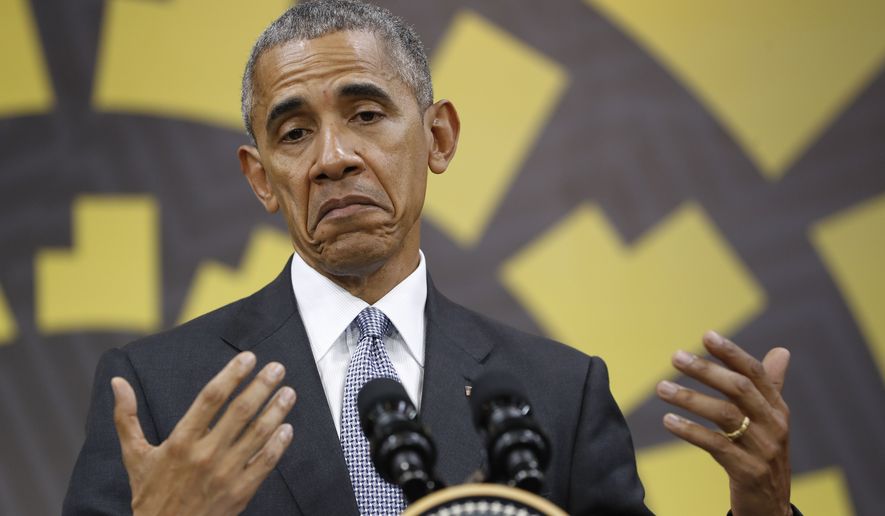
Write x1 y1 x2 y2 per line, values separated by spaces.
267 160 311 225
388 169 428 229
381 128 429 214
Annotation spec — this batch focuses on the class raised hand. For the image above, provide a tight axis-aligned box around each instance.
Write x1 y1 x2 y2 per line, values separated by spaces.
111 351 296 516
656 331 792 516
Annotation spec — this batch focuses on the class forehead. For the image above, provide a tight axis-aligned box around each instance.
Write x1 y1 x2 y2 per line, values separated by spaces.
252 30 405 106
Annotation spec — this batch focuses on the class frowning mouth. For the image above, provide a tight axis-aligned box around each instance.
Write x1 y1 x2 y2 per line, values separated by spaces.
316 195 381 227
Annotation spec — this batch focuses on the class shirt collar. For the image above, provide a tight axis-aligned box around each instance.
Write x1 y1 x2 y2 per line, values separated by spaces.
290 250 427 366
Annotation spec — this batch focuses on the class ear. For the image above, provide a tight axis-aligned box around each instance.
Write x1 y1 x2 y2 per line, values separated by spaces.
425 100 460 175
238 145 280 213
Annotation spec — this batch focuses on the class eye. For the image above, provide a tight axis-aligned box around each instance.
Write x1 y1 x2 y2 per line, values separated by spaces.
282 128 309 142
354 111 384 123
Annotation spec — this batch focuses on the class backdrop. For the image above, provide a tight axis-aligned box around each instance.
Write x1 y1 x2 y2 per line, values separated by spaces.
1 1 884 514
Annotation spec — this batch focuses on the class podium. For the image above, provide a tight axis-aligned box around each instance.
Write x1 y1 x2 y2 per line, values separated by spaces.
402 483 568 516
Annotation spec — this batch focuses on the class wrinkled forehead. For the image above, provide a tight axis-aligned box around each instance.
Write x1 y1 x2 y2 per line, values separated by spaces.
251 30 406 108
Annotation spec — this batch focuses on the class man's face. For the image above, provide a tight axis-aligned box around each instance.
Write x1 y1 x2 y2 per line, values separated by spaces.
240 31 455 279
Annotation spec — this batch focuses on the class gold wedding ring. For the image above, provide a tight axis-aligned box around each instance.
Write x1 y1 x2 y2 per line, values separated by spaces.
722 416 751 441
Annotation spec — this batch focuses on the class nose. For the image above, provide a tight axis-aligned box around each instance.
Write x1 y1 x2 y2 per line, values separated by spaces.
311 122 362 181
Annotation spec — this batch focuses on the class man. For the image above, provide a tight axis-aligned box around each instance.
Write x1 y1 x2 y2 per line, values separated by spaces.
64 1 795 515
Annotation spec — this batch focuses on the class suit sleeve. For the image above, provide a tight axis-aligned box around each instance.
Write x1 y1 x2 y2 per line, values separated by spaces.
568 356 654 516
63 348 158 516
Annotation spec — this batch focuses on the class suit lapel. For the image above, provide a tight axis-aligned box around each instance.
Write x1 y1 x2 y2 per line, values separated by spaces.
420 277 493 486
221 258 359 515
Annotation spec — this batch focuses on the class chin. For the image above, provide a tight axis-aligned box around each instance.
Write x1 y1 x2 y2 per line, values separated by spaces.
315 234 393 277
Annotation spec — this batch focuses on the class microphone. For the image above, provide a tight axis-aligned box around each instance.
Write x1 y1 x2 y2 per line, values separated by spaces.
469 371 551 494
357 378 443 503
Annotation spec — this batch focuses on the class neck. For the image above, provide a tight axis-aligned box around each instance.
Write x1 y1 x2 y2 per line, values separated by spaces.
325 246 420 304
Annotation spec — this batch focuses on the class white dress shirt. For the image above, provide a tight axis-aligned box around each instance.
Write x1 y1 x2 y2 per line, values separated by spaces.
289 250 427 436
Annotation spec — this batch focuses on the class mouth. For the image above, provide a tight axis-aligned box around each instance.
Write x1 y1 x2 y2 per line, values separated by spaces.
315 194 382 227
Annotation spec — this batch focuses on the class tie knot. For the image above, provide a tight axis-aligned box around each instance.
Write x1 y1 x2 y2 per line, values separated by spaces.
355 307 391 340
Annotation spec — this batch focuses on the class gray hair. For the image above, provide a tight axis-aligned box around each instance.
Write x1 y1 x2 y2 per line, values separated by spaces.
240 0 433 142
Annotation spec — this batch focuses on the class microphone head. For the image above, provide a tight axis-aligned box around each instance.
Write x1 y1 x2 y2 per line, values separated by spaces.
469 370 529 425
358 377 409 415
469 370 550 494
356 378 414 436
356 377 441 502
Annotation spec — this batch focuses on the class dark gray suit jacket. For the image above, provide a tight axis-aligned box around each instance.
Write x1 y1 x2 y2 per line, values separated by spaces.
64 260 652 515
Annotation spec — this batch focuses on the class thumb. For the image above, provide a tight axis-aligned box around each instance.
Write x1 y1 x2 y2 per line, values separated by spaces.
111 377 149 459
762 347 791 393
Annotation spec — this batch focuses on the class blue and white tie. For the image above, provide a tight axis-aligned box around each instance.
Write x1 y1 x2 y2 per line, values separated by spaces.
340 307 406 515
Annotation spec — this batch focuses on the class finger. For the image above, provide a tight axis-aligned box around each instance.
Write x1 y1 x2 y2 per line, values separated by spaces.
656 380 745 431
672 349 773 422
662 412 753 472
112 377 149 457
207 361 286 448
174 352 257 439
762 347 791 394
703 331 781 405
229 386 297 465
240 424 294 494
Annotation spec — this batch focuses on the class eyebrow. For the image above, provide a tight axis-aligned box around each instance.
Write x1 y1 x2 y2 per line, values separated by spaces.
265 96 305 134
338 82 394 105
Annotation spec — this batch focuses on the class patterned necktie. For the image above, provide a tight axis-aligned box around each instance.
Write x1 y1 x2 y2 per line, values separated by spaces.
340 307 406 515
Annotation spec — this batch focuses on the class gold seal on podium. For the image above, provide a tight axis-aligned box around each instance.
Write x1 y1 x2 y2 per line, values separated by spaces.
402 483 568 516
